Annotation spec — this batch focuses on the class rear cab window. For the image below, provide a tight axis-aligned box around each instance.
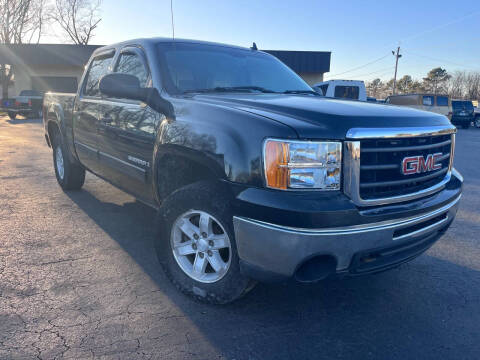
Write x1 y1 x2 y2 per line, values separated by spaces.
83 52 115 97
423 96 434 106
334 86 359 100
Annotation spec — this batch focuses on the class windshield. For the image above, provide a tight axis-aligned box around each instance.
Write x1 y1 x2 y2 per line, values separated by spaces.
452 101 474 110
157 42 313 95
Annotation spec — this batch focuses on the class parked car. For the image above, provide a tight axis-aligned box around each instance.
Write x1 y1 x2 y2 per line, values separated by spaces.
43 38 463 304
7 90 43 120
451 100 474 129
385 94 452 119
312 80 367 101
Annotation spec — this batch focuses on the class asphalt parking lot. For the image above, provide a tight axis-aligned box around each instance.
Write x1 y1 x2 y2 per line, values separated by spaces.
0 115 479 360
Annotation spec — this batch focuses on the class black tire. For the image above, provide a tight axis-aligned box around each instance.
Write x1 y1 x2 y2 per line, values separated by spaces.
52 132 85 190
475 117 480 128
462 123 469 129
155 181 255 304
7 111 16 120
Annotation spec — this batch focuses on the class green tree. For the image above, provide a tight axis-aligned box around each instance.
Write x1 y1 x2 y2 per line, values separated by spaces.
423 67 450 94
397 75 413 94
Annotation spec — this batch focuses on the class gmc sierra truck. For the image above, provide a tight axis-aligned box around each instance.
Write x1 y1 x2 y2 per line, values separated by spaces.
43 38 463 304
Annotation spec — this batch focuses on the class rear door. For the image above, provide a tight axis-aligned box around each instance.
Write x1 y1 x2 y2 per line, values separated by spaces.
95 46 160 202
73 51 115 173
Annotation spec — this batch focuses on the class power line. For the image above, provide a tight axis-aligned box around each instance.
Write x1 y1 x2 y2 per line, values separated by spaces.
341 66 395 79
400 11 480 44
327 53 390 78
403 51 480 71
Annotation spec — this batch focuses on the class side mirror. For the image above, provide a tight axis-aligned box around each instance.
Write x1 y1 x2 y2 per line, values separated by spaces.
99 72 174 118
99 73 149 102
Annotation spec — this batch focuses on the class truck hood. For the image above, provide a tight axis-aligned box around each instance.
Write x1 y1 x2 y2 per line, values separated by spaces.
193 94 451 139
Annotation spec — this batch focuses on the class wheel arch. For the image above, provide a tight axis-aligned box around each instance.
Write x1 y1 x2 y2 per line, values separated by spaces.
153 146 229 204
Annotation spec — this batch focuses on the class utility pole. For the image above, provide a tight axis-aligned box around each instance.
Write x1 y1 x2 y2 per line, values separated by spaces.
392 46 402 95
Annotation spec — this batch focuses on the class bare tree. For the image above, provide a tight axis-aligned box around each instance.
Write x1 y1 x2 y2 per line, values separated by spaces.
446 71 466 99
464 72 480 101
0 0 48 99
52 0 101 45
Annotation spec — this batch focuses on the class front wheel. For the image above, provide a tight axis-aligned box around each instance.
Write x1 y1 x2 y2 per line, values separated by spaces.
7 111 16 120
475 117 480 128
52 135 85 190
155 182 255 304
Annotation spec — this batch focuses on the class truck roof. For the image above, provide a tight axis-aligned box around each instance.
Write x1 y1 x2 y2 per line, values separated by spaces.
91 37 252 57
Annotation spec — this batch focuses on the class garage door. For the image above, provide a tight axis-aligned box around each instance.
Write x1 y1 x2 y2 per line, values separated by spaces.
31 76 78 93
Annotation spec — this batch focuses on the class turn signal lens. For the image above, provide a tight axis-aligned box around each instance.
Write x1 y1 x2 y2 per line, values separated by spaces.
263 139 342 190
265 140 289 189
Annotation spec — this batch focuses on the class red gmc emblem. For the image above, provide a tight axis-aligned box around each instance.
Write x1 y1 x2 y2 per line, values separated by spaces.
401 153 443 175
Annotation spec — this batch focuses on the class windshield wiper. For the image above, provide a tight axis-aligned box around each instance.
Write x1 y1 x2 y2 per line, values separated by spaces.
183 86 276 94
283 90 320 96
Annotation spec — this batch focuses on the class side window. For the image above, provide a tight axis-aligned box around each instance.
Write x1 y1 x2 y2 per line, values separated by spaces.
115 52 148 87
423 96 434 106
83 54 114 97
320 84 329 96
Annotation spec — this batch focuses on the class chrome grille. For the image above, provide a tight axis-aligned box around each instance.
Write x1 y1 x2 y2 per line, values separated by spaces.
359 134 452 199
344 126 456 206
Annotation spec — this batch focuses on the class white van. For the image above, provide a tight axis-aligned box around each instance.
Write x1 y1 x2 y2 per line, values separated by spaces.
312 80 367 101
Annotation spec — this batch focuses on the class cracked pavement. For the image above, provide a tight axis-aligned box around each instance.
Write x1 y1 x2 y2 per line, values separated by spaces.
0 116 479 359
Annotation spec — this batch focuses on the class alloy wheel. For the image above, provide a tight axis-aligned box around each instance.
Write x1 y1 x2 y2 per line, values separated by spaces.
170 210 232 283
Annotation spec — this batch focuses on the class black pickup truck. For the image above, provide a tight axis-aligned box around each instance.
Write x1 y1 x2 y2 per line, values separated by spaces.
43 38 463 304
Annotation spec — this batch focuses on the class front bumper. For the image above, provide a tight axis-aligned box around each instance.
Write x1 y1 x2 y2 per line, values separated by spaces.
232 169 463 282
451 115 474 124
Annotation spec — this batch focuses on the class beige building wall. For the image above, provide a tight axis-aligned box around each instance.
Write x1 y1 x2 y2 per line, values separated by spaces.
11 64 84 97
299 72 324 86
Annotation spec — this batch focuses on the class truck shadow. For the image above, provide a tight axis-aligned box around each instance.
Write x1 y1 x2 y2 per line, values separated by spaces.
66 188 479 359
6 117 42 124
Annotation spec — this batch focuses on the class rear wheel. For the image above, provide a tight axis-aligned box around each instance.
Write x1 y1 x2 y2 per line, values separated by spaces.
462 123 470 129
7 111 16 120
155 182 255 304
52 132 85 190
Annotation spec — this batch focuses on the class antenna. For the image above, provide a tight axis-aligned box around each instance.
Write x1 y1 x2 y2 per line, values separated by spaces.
170 0 175 40
251 42 257 51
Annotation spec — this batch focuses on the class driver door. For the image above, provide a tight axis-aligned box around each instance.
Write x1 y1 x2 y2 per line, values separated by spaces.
95 47 160 203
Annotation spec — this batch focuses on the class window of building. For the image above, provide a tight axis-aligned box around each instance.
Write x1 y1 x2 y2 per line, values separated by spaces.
83 54 114 97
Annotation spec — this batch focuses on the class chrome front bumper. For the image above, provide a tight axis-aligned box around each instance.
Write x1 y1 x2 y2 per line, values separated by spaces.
233 194 461 279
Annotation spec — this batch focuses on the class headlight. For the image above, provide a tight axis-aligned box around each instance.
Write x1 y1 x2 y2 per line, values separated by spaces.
263 139 341 190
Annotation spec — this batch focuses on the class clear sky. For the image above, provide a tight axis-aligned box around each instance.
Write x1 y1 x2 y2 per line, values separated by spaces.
46 0 480 82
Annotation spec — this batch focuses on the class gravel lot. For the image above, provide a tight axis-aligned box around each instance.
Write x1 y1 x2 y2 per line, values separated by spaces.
0 116 479 360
